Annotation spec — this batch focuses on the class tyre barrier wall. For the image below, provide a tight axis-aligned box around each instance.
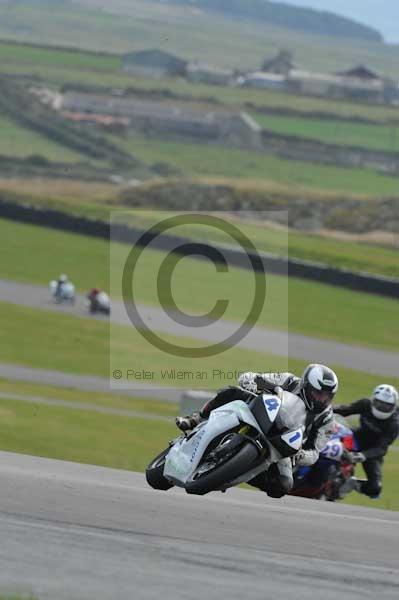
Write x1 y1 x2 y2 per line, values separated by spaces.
1 198 398 299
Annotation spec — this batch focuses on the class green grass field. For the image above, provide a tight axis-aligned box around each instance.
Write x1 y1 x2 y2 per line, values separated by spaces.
253 112 399 153
0 114 86 162
2 195 398 279
0 378 177 418
111 232 399 351
0 300 291 384
1 218 398 350
0 39 119 72
1 301 399 395
1 0 399 78
1 33 399 203
116 134 399 195
0 297 398 416
0 394 176 472
113 210 399 278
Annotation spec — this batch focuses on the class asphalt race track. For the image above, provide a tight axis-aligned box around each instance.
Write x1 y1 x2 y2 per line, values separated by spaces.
0 452 398 600
1 279 399 377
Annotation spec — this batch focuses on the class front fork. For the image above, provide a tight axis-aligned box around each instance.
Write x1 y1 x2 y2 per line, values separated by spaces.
238 425 269 457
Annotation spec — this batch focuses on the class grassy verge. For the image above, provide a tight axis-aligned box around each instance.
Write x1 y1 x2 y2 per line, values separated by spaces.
112 239 399 351
1 302 398 396
0 114 86 162
111 209 399 278
0 185 114 221
341 449 399 511
0 301 290 385
115 134 399 196
252 113 399 154
0 378 177 418
0 39 119 72
0 395 176 472
1 218 398 350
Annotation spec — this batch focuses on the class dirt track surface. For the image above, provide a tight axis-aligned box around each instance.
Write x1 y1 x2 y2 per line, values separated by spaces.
0 452 398 600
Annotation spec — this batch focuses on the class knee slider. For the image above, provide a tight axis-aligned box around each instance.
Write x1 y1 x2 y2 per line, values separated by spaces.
266 474 293 498
280 473 294 494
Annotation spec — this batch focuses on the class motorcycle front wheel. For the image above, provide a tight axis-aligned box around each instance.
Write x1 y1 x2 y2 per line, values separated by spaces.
185 441 259 496
145 447 174 491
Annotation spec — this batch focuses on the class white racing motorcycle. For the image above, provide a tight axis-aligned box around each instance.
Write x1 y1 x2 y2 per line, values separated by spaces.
146 390 307 496
49 280 75 304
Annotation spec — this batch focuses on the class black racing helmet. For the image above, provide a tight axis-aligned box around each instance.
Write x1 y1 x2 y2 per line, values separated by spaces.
300 364 338 413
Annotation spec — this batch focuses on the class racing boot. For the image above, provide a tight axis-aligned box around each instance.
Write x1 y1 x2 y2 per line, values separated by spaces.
337 476 362 498
175 412 203 432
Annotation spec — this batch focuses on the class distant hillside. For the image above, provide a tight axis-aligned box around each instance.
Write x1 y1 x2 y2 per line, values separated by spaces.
165 0 383 42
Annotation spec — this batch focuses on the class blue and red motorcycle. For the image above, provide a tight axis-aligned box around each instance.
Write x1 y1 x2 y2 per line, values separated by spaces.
290 416 358 501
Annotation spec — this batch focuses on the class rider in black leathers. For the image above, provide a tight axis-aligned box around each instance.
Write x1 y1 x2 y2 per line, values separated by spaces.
334 384 399 498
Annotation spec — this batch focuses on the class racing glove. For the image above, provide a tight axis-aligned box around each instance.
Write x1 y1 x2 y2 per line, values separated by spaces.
291 449 306 467
238 372 258 394
341 448 354 463
254 375 277 394
348 451 366 464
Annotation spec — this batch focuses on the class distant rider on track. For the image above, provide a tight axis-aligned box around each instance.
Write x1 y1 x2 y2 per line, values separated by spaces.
55 273 69 299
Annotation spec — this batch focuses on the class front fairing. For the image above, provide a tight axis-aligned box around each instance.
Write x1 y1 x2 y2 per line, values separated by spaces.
164 395 307 490
164 400 264 486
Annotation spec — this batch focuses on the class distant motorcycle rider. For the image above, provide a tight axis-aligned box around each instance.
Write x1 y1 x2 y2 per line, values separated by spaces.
334 384 399 499
176 364 338 498
87 287 101 312
55 274 68 298
87 288 110 314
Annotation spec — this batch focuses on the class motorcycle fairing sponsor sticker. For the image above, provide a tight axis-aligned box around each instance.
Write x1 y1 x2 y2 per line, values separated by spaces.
262 394 281 423
281 428 303 451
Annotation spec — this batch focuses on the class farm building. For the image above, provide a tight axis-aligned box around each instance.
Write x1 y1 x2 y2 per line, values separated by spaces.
262 50 294 76
336 65 381 81
121 49 187 78
287 69 386 103
59 92 262 149
186 62 234 86
240 72 286 91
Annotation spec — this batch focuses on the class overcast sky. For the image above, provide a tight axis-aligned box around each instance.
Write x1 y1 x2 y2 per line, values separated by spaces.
283 1 399 43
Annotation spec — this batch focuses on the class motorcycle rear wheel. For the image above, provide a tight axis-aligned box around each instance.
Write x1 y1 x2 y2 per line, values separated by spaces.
185 441 259 495
145 447 174 491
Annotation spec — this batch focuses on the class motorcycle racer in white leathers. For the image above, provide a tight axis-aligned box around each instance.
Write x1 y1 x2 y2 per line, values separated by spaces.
176 364 338 497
